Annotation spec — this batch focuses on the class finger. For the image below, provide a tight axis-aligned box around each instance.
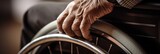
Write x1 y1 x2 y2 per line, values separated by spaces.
62 14 76 37
72 16 82 37
71 3 84 37
80 15 92 41
57 9 69 33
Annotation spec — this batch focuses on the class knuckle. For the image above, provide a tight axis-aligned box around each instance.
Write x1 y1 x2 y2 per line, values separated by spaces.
80 25 85 31
72 26 78 31
57 20 62 29
57 19 62 24
72 24 77 30
57 21 61 25
62 24 69 31
72 21 81 31
71 25 76 31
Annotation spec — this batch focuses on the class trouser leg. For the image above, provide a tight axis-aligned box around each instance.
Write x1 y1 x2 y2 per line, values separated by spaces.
21 2 69 48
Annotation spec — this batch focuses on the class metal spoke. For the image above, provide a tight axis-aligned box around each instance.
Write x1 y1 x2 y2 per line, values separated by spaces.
59 41 63 54
47 46 53 54
96 37 99 45
107 44 113 54
71 43 73 54
76 47 79 54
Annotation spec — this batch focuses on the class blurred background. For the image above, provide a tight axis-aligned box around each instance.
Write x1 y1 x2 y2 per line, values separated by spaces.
0 0 71 54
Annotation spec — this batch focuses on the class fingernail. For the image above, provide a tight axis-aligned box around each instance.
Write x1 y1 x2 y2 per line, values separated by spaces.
77 35 81 37
88 35 93 41
59 31 63 34
67 33 76 37
76 34 81 37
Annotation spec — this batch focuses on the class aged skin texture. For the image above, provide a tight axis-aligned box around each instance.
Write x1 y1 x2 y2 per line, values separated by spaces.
57 0 113 40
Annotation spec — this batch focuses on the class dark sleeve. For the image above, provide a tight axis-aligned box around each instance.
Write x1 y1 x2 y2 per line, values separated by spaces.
108 0 142 9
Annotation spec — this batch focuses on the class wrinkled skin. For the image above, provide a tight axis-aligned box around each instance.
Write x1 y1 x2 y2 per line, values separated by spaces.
57 0 113 41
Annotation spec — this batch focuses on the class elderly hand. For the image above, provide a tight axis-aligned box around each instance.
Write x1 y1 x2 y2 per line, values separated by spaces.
57 0 113 41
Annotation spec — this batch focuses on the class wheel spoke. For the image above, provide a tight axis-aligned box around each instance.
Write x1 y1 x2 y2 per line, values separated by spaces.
59 41 63 54
47 46 53 54
71 43 73 54
76 47 79 54
107 44 113 54
96 37 99 45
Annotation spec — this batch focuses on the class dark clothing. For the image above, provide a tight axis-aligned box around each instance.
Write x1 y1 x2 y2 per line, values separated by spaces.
21 2 69 47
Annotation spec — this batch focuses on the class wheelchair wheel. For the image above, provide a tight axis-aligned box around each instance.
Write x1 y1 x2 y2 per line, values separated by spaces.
19 20 145 54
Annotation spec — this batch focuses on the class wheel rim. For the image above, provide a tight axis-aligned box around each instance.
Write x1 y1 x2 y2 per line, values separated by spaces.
19 20 145 54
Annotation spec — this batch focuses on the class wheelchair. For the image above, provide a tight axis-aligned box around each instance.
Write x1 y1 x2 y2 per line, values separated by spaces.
18 20 145 54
